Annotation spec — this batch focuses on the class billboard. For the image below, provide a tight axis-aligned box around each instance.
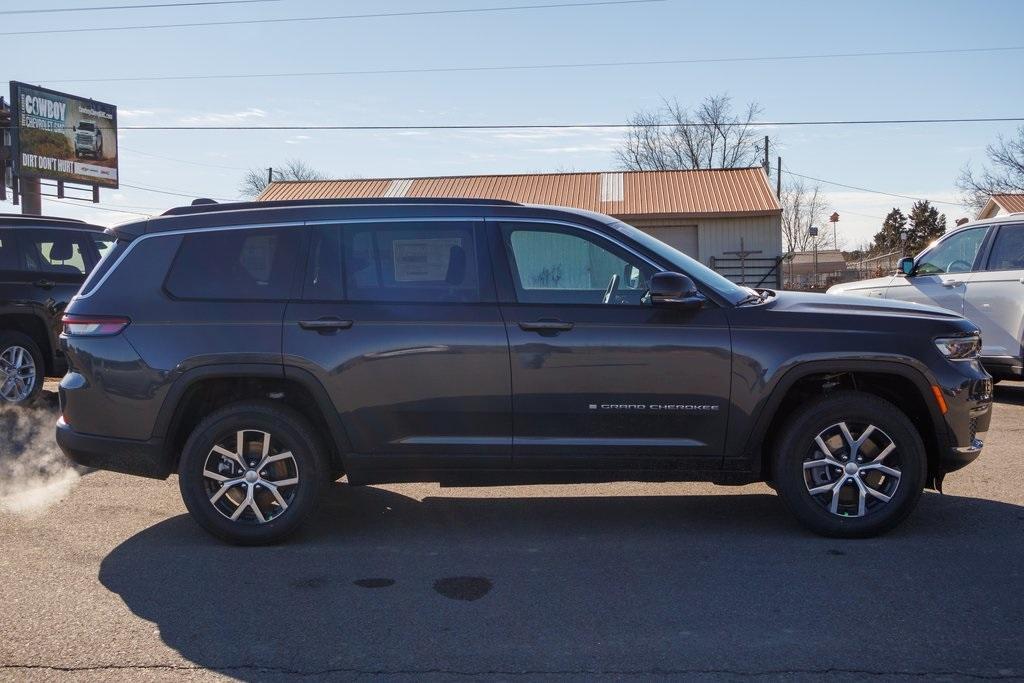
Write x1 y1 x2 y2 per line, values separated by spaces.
10 81 118 189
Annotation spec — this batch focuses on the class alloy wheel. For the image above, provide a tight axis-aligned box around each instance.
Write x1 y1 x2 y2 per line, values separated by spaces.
802 421 902 518
0 345 37 403
202 429 299 524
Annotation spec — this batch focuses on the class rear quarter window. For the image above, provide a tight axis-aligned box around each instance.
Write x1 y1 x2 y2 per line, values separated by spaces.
164 227 302 301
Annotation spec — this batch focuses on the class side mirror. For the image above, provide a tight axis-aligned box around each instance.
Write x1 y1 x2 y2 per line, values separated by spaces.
898 257 915 276
649 271 703 309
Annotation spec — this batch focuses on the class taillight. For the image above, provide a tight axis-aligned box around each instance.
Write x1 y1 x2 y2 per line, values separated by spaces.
61 314 130 337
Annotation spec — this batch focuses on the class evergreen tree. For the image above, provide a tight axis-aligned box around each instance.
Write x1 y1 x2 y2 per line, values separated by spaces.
872 208 907 254
905 200 947 256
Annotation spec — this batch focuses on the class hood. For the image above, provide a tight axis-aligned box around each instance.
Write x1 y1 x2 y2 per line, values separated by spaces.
766 290 963 321
826 275 895 294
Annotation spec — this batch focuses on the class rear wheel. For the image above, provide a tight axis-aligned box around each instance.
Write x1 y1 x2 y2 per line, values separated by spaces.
178 401 328 545
773 391 926 538
0 332 44 405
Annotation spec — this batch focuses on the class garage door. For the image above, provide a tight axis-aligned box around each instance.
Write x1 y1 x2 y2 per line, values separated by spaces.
641 226 699 260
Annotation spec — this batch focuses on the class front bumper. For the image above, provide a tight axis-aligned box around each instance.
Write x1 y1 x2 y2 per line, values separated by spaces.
935 372 992 474
56 417 171 479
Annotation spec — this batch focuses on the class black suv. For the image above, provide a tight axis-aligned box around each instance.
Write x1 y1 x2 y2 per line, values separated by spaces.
56 199 993 544
0 214 112 404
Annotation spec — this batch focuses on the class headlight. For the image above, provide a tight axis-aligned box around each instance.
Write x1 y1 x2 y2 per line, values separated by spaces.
934 335 981 360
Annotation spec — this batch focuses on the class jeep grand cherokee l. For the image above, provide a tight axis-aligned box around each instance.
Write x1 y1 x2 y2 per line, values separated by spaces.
56 199 992 544
0 214 112 404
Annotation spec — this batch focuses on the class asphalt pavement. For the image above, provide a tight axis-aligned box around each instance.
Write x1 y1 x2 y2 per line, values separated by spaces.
1 384 1023 681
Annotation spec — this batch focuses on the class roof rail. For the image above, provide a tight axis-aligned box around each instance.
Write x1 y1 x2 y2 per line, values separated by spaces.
160 196 522 217
0 213 100 229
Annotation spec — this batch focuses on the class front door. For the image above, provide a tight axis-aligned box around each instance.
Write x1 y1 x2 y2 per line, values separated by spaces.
284 219 512 469
964 223 1024 361
492 220 731 471
886 226 991 315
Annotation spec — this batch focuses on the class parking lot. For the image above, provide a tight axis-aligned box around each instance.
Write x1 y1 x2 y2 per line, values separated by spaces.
0 383 1022 681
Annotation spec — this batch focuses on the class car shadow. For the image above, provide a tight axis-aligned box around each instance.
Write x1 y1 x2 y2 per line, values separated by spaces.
994 381 1024 406
99 483 1024 678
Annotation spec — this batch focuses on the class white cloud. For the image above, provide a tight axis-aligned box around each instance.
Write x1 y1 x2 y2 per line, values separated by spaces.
178 108 267 124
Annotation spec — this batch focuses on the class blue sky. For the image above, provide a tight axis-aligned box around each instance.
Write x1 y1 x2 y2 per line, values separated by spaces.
3 0 1024 245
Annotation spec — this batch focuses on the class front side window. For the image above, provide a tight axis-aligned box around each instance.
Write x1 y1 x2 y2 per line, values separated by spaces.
305 221 483 303
165 227 302 300
19 229 92 276
915 228 988 275
985 225 1024 271
503 224 654 305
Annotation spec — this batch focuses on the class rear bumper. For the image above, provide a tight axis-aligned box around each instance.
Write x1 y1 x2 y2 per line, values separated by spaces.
56 417 171 479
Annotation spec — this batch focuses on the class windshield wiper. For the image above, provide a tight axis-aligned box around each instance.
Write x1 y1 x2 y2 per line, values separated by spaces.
736 290 768 306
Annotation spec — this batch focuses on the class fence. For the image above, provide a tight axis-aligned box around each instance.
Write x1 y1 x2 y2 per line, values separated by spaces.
709 255 783 288
845 250 902 279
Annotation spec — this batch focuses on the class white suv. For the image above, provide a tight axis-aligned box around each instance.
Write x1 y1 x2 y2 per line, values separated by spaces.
829 214 1024 381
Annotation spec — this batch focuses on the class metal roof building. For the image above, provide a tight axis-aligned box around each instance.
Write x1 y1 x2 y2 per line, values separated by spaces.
259 167 784 286
978 194 1024 219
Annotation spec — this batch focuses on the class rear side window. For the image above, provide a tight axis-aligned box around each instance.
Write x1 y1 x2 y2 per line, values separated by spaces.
305 221 485 303
165 227 302 300
19 229 93 276
986 225 1024 271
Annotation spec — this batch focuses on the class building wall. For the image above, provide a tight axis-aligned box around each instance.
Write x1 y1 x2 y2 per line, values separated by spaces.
622 213 782 285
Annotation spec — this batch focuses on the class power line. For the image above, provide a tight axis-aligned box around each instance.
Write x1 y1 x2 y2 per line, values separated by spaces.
35 45 1024 85
4 116 1022 134
110 116 1024 130
122 181 236 201
783 168 968 208
45 197 154 217
120 145 248 171
0 0 281 15
0 0 663 36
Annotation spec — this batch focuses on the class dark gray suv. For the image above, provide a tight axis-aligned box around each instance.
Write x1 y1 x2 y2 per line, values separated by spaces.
56 199 993 544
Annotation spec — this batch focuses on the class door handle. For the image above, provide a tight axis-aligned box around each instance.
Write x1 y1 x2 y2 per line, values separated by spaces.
298 318 353 333
33 279 55 290
942 280 963 288
518 319 574 332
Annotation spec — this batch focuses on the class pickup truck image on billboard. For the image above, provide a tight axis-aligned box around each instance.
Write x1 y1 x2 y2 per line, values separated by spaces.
10 81 118 189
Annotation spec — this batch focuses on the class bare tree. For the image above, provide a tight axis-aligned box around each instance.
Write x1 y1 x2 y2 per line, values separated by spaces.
956 126 1024 211
780 178 833 253
616 94 765 171
239 158 328 197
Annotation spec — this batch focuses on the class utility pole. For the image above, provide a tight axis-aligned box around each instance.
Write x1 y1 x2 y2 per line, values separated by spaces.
776 156 782 198
763 135 769 173
267 167 274 186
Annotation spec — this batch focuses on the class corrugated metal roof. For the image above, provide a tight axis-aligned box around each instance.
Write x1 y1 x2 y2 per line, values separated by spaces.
993 194 1024 213
257 167 782 218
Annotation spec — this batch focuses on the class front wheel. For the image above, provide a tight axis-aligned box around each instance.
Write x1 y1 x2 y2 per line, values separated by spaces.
773 391 926 538
178 401 328 545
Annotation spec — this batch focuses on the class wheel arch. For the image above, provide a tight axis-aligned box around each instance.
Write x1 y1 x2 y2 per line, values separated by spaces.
746 358 948 486
0 312 55 374
154 364 352 477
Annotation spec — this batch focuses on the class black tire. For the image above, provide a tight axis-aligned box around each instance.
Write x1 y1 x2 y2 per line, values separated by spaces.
772 391 926 538
0 331 45 406
178 401 328 545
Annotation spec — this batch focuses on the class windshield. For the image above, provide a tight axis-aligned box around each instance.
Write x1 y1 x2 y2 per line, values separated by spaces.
79 122 95 131
608 219 753 304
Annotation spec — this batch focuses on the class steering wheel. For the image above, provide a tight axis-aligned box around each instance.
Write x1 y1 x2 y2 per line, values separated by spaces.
947 259 973 273
601 273 620 304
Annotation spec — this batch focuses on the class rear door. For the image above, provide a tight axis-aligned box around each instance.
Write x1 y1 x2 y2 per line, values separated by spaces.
9 228 99 364
492 219 731 470
885 226 991 315
964 223 1024 362
283 219 512 469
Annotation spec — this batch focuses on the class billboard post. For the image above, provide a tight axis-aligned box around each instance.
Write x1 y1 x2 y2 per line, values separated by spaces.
8 81 118 213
